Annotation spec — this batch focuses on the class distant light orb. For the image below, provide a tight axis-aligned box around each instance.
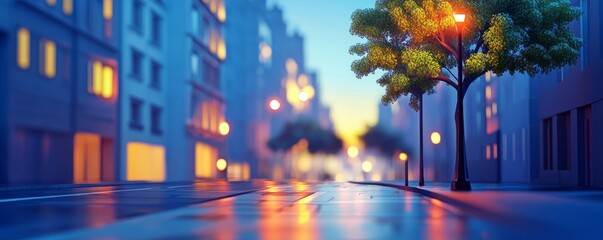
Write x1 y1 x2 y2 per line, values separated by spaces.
219 122 230 136
269 99 281 111
431 132 442 145
347 146 359 158
216 159 227 171
298 92 309 102
361 161 373 173
399 152 408 162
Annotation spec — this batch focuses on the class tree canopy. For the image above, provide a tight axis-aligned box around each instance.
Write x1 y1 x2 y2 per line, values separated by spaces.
267 118 343 155
361 124 411 158
350 0 581 110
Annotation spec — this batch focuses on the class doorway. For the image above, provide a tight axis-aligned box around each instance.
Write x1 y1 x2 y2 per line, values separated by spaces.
578 106 592 186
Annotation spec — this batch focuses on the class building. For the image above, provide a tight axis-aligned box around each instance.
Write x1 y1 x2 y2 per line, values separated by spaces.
164 0 229 181
119 0 168 182
0 0 120 184
224 0 330 180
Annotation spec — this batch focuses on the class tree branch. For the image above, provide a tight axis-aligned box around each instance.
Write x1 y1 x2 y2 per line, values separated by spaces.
433 36 458 60
444 67 458 82
472 31 485 55
462 70 487 96
410 74 459 90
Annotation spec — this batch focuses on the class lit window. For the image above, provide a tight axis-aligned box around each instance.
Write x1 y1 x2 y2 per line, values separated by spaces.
196 142 219 178
89 60 115 99
486 145 491 160
103 0 113 20
73 133 102 183
17 28 30 69
47 0 57 6
492 102 498 115
493 144 498 159
41 40 56 78
63 0 73 15
127 142 165 182
486 106 492 119
217 37 226 60
485 86 492 100
217 0 226 22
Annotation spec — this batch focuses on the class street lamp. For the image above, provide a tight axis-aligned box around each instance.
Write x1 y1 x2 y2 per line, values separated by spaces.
430 131 441 145
399 152 408 186
268 98 281 111
452 12 471 191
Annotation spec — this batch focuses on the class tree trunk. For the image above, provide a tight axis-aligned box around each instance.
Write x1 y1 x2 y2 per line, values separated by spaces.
451 93 471 190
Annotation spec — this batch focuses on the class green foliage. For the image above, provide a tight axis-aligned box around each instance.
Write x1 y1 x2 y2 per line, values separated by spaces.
267 118 343 155
361 124 411 158
350 0 582 109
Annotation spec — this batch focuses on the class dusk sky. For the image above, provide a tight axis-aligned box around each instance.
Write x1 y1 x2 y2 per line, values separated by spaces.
267 0 383 144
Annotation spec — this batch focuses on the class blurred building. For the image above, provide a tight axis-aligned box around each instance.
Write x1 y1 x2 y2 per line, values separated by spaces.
0 0 120 184
224 0 331 180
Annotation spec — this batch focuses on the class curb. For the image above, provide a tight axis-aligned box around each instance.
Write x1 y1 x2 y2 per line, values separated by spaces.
0 181 188 192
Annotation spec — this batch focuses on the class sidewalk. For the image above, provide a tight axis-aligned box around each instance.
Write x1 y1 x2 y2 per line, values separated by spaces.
354 180 603 238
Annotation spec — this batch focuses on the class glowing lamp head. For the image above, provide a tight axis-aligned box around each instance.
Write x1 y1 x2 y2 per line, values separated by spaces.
298 92 309 102
361 160 373 173
431 132 442 145
399 152 408 162
219 122 230 136
453 13 466 23
216 159 227 171
347 146 359 158
269 99 281 111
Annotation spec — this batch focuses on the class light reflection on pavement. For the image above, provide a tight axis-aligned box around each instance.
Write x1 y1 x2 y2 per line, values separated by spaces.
37 182 568 239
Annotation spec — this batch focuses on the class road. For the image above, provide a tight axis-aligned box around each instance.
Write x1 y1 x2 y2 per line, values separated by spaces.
0 180 580 239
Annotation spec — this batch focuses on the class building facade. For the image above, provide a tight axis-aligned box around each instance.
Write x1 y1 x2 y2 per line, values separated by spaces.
0 0 120 184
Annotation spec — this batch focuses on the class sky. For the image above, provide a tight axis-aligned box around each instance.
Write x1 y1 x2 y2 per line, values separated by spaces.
267 0 383 145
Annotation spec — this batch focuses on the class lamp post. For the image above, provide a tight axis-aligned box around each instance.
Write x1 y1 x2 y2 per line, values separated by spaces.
419 94 424 187
399 152 409 186
451 12 471 191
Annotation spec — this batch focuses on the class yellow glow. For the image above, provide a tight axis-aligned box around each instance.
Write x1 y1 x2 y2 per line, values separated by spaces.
492 102 498 115
63 0 73 15
127 142 166 182
210 0 218 13
298 92 309 102
453 13 466 23
217 38 227 60
217 1 226 22
92 61 103 95
371 174 382 181
196 142 218 178
227 163 250 181
47 0 56 6
485 71 491 82
486 106 492 118
269 99 281 111
101 66 113 98
219 121 230 136
298 74 309 86
347 146 359 158
485 86 492 100
301 85 315 99
73 133 101 183
17 28 30 69
286 58 298 75
43 40 56 78
216 159 227 171
103 0 113 20
361 160 373 173
260 43 272 62
399 152 408 161
298 154 312 173
431 132 441 145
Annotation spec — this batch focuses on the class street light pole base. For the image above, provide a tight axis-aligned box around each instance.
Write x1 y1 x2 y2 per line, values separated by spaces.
451 180 471 191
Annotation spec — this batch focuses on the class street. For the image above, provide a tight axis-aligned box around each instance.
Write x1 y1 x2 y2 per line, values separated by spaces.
1 181 598 239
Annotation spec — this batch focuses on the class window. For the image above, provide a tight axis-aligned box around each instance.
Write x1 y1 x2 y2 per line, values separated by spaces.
543 118 553 170
493 143 498 160
129 98 143 130
486 145 491 160
151 12 161 45
191 8 199 35
191 53 199 79
557 112 571 170
150 60 161 89
63 0 73 15
103 0 113 38
17 28 30 69
132 0 143 32
202 16 210 46
88 60 114 99
151 106 162 135
46 0 56 6
203 59 220 89
40 39 56 78
131 49 143 79
199 99 223 134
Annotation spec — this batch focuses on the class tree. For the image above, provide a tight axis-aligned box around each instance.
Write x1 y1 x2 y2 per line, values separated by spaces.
268 118 343 155
350 0 581 190
361 124 411 158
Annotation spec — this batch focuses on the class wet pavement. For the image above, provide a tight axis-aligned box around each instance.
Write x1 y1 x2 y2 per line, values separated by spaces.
21 181 576 240
0 181 270 239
